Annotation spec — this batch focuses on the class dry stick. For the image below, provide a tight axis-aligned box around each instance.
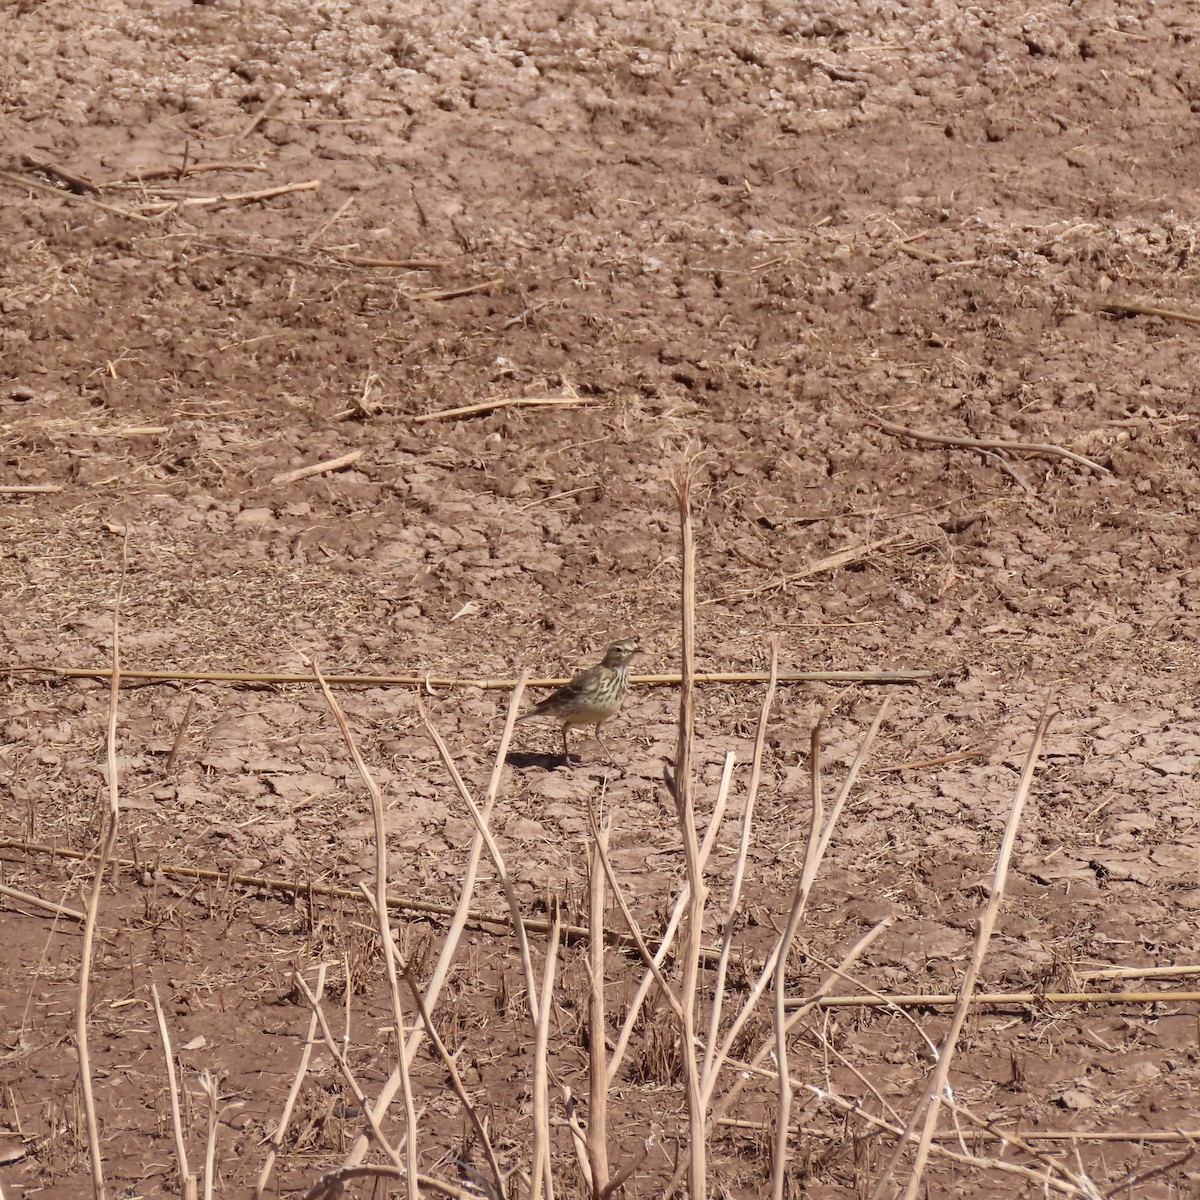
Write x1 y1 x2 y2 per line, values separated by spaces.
771 713 829 1200
586 825 611 1198
302 195 355 249
76 541 127 1200
162 694 197 776
335 254 454 270
196 1072 229 1200
872 698 1055 1200
876 747 987 773
18 154 101 194
700 644 778 1091
271 448 363 486
0 882 85 922
149 983 197 1200
0 837 732 962
1081 963 1200 982
0 168 152 222
873 414 1108 474
703 532 934 605
110 161 268 183
309 660 420 1200
532 909 563 1200
234 89 283 142
1098 299 1200 328
13 664 931 688
0 485 65 495
253 963 327 1200
137 180 320 213
397 960 505 1200
668 457 708 1200
799 989 1200 1008
406 278 501 302
412 392 599 424
937 1129 1200 1145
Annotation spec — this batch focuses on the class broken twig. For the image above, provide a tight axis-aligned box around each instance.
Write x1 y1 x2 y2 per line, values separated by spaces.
874 414 1108 473
271 449 363 486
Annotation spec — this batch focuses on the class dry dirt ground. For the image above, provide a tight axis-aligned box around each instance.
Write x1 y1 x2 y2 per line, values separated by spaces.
3 0 1200 1196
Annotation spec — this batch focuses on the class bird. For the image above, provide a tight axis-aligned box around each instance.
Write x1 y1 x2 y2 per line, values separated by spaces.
517 637 642 762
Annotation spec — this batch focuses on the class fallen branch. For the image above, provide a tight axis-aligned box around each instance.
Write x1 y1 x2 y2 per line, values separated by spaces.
18 155 100 194
5 664 932 688
405 278 501 302
704 532 935 604
412 391 600 424
336 254 454 270
0 168 151 222
0 837 728 962
873 414 1108 474
136 179 320 214
271 448 363 486
109 161 268 183
1098 299 1200 328
0 485 64 495
0 882 85 922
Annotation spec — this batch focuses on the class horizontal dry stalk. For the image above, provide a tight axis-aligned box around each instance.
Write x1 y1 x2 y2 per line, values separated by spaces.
8 665 932 688
1098 299 1200 327
0 882 85 921
793 989 1200 1008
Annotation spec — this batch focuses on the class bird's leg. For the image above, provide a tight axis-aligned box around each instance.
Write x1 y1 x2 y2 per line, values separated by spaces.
561 725 572 765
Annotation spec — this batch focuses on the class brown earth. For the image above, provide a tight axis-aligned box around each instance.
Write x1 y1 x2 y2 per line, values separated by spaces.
2 0 1200 1196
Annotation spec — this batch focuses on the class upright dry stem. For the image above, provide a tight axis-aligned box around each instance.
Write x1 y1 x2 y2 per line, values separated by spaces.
586 827 611 1196
76 545 127 1200
870 699 1055 1200
669 458 707 1200
344 677 528 1171
150 982 197 1200
311 660 419 1200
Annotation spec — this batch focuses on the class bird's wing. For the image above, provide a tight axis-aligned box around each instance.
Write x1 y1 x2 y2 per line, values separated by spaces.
521 666 597 715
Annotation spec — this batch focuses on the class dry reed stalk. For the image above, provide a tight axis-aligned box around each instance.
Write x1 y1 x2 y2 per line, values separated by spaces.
252 964 327 1200
406 278 501 301
665 919 893 1198
419 684 565 1200
1098 299 1200 327
0 882 85 922
586 825 611 1196
700 642 778 1087
2 832 734 961
532 908 562 1200
0 485 64 494
703 531 934 606
309 660 419 1200
136 179 320 213
412 390 600 423
196 1072 222 1200
702 699 890 1111
797 989 1200 1008
76 544 128 1200
871 699 1055 1200
0 168 152 221
16 664 931 688
668 457 708 1200
150 982 197 1200
271 449 364 486
162 694 197 776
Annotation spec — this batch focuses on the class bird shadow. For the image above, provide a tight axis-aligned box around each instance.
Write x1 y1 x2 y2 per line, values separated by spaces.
505 750 579 771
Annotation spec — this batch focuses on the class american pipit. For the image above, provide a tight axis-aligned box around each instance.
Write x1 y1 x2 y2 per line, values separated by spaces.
517 637 642 762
